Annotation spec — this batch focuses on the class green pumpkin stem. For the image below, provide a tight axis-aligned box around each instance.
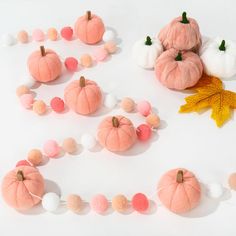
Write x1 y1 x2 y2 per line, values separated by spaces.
112 116 119 128
145 36 152 46
219 40 226 51
40 46 46 56
17 170 25 181
175 52 182 61
176 170 184 183
87 11 92 20
80 76 86 87
180 12 189 24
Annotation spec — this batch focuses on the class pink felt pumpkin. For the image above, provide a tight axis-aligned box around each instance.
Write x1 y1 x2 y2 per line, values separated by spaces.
2 166 44 210
27 46 62 83
97 116 136 152
64 76 102 115
158 12 202 51
155 49 203 90
158 168 201 214
74 11 105 45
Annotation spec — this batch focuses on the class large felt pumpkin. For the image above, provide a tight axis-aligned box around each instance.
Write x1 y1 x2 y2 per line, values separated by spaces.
97 115 136 152
74 11 105 45
157 168 201 214
2 166 45 210
64 76 102 115
155 49 203 90
158 12 202 51
28 46 62 83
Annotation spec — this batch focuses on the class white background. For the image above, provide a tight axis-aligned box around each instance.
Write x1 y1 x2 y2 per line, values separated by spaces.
0 0 236 235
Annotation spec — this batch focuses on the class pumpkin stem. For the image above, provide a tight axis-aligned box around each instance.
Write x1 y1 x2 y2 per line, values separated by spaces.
145 36 152 46
40 46 46 56
80 76 86 87
176 170 184 183
219 40 226 51
17 170 25 181
175 52 182 61
180 12 189 24
87 11 92 20
112 116 119 127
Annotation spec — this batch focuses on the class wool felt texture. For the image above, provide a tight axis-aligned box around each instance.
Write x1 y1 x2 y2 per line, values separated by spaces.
120 97 135 113
67 194 83 213
64 57 78 72
50 97 65 113
80 54 93 67
43 140 60 158
104 41 117 54
33 100 47 115
32 29 44 42
17 30 28 43
61 27 73 41
16 85 30 97
93 48 108 61
47 28 58 41
131 193 149 212
137 101 151 116
112 194 128 212
62 138 77 154
16 160 32 167
27 149 43 166
136 124 152 141
228 173 236 190
146 113 160 128
20 94 34 109
90 194 108 214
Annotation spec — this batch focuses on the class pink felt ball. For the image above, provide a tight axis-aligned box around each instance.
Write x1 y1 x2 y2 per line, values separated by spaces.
61 27 73 40
50 97 65 113
64 57 78 72
137 101 151 116
32 29 44 41
20 94 34 109
136 124 152 141
43 140 60 158
131 193 149 212
93 48 108 62
16 160 32 167
90 194 109 214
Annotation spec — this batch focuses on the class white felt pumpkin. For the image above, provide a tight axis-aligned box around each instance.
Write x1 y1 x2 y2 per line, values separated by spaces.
132 36 163 69
200 37 236 79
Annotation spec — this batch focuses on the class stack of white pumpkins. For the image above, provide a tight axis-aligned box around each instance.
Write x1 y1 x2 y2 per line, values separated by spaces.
132 12 236 90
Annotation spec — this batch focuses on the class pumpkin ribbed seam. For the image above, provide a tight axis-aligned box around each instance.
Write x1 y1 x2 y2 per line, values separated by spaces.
169 184 179 211
182 184 192 210
83 87 91 113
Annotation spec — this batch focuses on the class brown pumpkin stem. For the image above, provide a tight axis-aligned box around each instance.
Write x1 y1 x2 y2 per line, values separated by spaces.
112 116 119 128
176 170 184 183
87 11 92 20
17 170 25 181
80 76 86 87
40 46 46 56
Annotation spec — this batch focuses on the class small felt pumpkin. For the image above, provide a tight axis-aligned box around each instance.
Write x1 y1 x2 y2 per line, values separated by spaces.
28 46 62 83
158 12 202 51
74 11 105 45
155 49 203 90
157 168 201 214
64 76 102 115
97 115 136 152
200 37 236 79
132 36 163 69
2 166 44 210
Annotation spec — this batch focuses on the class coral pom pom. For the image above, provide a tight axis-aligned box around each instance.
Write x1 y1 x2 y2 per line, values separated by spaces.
47 28 58 41
67 194 82 213
17 30 28 43
50 97 65 113
137 101 151 116
32 29 44 41
43 140 60 158
131 193 149 212
61 27 73 40
20 94 34 109
65 57 78 72
16 159 32 167
136 124 152 141
93 48 108 62
112 194 128 213
90 194 108 214
27 149 43 166
42 192 60 212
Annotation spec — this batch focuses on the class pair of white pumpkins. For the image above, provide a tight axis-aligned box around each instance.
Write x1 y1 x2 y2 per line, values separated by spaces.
132 36 236 79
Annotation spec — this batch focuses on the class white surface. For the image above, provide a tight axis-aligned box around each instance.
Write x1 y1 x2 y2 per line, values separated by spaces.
0 0 236 235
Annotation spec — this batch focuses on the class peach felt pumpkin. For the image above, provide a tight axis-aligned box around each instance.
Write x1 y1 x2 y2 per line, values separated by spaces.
158 168 201 214
97 116 136 152
64 76 102 115
155 49 203 90
158 12 202 51
2 166 44 210
28 46 62 83
74 11 105 45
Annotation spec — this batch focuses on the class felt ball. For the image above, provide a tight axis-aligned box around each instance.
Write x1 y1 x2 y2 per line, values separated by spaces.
22 76 36 88
17 30 28 43
64 57 78 72
104 41 117 54
121 97 135 112
61 26 73 40
80 54 93 67
47 28 58 41
67 194 82 213
146 113 160 128
80 133 96 150
27 149 43 166
112 194 128 213
90 194 109 214
50 97 65 113
1 33 15 46
62 137 77 154
33 100 47 115
43 140 60 158
131 193 149 212
228 173 236 190
32 29 44 42
206 183 224 199
20 94 34 109
137 101 151 117
104 94 118 109
102 30 115 42
16 159 32 167
42 192 60 212
93 48 108 62
136 124 152 141
16 85 30 97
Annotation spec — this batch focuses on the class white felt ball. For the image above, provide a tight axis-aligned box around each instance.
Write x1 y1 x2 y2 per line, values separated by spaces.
104 94 118 109
206 183 224 199
102 30 115 42
22 76 36 88
1 33 15 46
81 133 96 150
42 192 60 212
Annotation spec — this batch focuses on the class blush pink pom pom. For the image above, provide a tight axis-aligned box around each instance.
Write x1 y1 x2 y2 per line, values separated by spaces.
65 57 78 72
93 48 108 62
32 29 44 41
43 140 60 158
136 124 152 141
20 94 34 109
90 194 108 214
137 101 151 116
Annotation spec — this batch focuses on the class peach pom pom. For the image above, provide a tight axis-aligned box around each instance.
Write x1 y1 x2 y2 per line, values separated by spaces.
67 194 82 213
136 124 152 141
137 101 151 116
61 27 73 40
228 173 236 190
131 193 149 212
47 28 58 41
43 140 60 158
33 100 47 115
80 54 93 67
50 97 65 113
104 41 117 54
20 94 34 109
32 29 44 42
16 85 30 97
17 30 28 43
121 97 135 112
27 149 43 166
112 194 128 213
146 113 160 128
90 194 108 214
62 138 77 154
93 48 108 62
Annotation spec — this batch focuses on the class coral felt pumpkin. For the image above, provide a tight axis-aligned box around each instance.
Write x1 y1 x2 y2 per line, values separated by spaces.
64 76 102 115
2 166 44 210
28 46 62 83
74 11 105 45
158 12 202 51
157 168 201 214
97 116 136 152
155 49 203 90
